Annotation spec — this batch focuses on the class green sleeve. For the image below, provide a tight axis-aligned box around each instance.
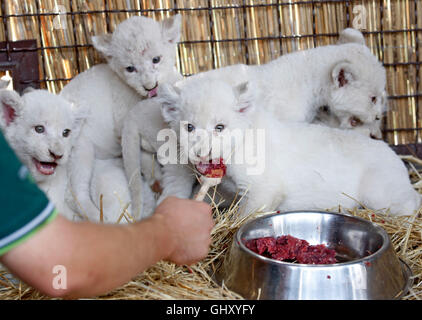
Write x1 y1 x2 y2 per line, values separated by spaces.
0 132 57 255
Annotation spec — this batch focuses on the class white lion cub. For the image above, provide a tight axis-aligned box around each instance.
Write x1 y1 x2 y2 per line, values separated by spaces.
158 79 420 216
60 15 182 219
121 97 169 218
0 89 84 220
192 28 387 139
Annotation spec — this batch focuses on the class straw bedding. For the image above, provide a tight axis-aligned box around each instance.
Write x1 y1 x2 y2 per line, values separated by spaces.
0 155 422 300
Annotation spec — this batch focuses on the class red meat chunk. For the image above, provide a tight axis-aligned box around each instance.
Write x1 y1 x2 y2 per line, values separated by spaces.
195 158 227 178
296 244 337 264
244 235 337 264
256 237 277 255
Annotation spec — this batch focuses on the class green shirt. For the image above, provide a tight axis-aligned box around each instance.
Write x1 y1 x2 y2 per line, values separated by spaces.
0 132 57 255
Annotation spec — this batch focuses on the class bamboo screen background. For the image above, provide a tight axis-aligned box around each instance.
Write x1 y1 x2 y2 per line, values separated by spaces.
0 0 421 148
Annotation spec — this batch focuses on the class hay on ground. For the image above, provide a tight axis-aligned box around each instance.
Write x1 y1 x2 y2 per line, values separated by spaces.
2 158 422 300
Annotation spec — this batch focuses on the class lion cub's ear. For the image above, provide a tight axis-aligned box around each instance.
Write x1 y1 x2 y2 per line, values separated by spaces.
160 14 182 44
92 33 113 59
331 61 356 88
0 89 23 129
234 81 256 115
158 83 182 123
337 28 365 46
22 86 36 94
66 98 90 137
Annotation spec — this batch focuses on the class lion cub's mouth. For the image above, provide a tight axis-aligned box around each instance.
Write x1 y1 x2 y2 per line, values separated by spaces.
32 158 58 175
195 158 226 178
145 83 158 98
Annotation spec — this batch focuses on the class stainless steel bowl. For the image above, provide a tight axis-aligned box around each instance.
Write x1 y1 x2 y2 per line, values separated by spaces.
221 211 412 300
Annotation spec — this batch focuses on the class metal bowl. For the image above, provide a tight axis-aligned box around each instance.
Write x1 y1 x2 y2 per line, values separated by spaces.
221 211 412 300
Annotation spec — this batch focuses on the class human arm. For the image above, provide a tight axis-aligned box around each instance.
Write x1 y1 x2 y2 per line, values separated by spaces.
0 197 214 299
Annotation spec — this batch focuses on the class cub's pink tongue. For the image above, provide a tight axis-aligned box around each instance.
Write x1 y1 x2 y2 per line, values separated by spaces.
148 86 158 98
33 159 57 175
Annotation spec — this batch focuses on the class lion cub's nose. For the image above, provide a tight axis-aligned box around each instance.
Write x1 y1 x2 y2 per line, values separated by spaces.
49 150 63 160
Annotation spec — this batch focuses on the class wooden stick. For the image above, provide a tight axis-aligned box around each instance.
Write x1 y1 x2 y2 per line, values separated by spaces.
194 182 211 202
194 177 222 202
100 193 104 223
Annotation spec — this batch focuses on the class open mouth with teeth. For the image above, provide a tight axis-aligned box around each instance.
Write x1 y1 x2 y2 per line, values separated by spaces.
32 158 58 175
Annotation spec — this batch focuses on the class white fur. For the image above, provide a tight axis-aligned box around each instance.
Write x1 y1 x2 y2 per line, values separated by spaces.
158 79 420 217
188 28 387 139
337 28 366 45
89 158 156 223
0 79 10 89
60 15 183 219
121 98 167 219
0 89 85 220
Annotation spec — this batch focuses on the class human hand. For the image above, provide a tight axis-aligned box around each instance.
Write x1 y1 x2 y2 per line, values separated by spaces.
152 196 214 265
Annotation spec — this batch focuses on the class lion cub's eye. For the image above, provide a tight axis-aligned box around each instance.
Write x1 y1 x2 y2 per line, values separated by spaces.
186 124 195 132
34 125 45 134
215 124 225 132
126 66 136 73
371 96 377 104
152 56 161 64
350 116 362 127
63 129 71 138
